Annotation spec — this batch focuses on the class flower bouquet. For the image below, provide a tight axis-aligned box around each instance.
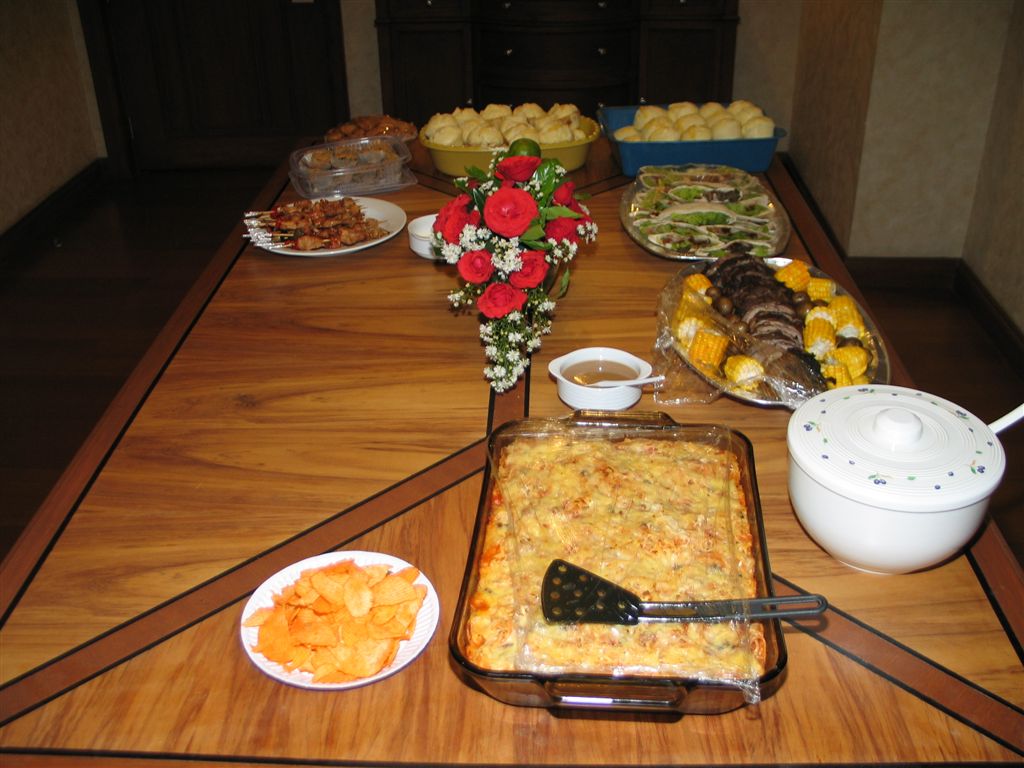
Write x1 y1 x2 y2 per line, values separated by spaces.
432 141 598 392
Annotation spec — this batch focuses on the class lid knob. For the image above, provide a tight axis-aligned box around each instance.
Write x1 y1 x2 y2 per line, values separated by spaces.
869 407 924 451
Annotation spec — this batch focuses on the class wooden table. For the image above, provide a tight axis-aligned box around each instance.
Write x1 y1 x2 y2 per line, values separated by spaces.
2 140 1021 766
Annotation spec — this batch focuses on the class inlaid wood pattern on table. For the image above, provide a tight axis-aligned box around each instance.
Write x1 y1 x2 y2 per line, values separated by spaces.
1 153 1020 765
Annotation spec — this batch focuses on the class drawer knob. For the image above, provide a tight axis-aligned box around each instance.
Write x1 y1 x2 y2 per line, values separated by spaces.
597 1 607 7
505 48 514 57
597 47 607 56
503 1 511 8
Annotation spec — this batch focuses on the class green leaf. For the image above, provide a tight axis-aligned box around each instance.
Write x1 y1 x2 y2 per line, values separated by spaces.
520 223 546 242
553 266 572 298
541 205 579 222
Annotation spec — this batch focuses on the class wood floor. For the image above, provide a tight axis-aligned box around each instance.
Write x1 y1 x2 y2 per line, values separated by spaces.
1 169 1022 567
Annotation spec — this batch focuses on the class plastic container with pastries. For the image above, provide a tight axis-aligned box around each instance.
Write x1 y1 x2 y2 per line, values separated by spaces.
449 410 788 716
288 135 415 199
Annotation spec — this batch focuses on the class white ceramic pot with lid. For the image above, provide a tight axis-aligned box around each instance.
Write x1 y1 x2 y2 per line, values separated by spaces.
787 385 1013 574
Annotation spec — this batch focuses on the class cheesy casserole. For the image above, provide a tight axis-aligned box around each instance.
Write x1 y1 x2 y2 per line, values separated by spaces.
464 435 766 682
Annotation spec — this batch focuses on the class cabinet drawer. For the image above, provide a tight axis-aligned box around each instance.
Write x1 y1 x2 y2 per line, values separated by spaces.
378 0 469 20
643 0 736 17
478 28 631 76
478 81 632 116
475 0 636 23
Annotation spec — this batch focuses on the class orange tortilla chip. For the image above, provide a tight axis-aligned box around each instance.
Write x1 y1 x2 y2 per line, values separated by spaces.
247 557 426 684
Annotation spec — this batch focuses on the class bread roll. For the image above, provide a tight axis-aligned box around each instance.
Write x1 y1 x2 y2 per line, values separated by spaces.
431 124 465 147
539 122 574 144
613 125 641 141
513 102 546 120
726 99 755 116
737 105 765 125
668 101 699 120
423 112 458 140
452 106 480 124
674 114 706 133
504 123 541 144
547 103 580 127
710 117 742 139
646 124 680 141
480 103 512 120
742 116 776 139
681 124 713 141
466 122 505 147
633 105 668 129
640 116 674 140
698 101 725 120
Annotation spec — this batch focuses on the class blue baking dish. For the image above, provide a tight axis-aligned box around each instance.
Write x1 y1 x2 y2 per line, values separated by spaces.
597 105 785 176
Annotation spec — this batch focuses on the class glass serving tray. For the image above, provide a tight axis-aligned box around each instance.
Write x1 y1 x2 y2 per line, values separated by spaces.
620 164 791 261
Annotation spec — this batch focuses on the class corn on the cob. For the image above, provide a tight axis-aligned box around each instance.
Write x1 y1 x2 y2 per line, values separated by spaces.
828 294 866 338
803 316 836 358
688 328 730 370
821 363 853 389
806 277 836 302
674 314 707 345
852 374 871 385
723 354 764 389
774 260 811 292
831 345 870 378
683 272 713 297
805 305 835 325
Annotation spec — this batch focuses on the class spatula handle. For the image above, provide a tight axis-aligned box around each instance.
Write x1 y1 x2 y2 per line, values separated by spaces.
638 593 828 622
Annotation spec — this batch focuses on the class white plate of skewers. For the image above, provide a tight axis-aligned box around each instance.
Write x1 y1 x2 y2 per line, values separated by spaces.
244 196 407 257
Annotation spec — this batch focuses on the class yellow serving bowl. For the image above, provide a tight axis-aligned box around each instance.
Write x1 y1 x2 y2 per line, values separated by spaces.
420 117 599 176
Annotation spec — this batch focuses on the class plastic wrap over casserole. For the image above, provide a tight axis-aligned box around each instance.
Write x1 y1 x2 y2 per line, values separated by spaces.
449 411 787 715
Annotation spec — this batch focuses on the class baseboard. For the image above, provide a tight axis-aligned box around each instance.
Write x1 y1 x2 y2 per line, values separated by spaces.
954 260 1024 378
845 256 958 293
0 159 107 264
847 256 1024 378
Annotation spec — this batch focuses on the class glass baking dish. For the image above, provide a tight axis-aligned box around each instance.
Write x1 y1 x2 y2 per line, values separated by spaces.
449 410 787 716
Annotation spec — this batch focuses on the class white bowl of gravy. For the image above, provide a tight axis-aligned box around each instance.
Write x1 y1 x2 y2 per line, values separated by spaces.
548 347 653 410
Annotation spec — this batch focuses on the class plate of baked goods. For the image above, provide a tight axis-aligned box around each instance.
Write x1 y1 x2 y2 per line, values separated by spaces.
620 164 790 260
243 197 406 257
659 255 890 408
240 551 439 690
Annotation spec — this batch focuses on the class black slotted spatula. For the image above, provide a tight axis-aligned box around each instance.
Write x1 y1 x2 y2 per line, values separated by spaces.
542 559 827 625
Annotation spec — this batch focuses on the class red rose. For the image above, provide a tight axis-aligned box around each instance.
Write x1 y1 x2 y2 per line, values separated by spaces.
483 187 538 238
496 156 543 183
477 282 527 319
508 250 549 289
434 193 480 244
457 249 494 284
545 216 580 244
552 180 576 206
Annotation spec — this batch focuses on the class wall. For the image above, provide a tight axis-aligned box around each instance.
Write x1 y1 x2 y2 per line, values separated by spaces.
963 0 1023 332
850 0 1013 261
0 0 105 234
340 0 383 116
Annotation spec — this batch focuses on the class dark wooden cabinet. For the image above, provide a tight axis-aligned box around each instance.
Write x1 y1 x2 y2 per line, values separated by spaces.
376 0 736 126
99 0 348 170
375 1 474 127
638 0 738 104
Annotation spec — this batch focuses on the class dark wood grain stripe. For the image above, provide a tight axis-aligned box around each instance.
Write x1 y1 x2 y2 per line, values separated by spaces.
774 576 1024 755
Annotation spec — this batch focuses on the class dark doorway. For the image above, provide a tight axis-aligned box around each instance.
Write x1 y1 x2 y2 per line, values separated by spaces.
80 0 348 173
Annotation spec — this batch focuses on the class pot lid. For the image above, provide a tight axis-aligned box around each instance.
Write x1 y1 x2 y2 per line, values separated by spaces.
787 386 1006 512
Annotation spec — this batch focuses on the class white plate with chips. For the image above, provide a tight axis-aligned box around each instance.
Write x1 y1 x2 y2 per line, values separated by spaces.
240 550 439 690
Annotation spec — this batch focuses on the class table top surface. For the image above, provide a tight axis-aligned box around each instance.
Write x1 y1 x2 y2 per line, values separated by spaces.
1 139 1021 766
